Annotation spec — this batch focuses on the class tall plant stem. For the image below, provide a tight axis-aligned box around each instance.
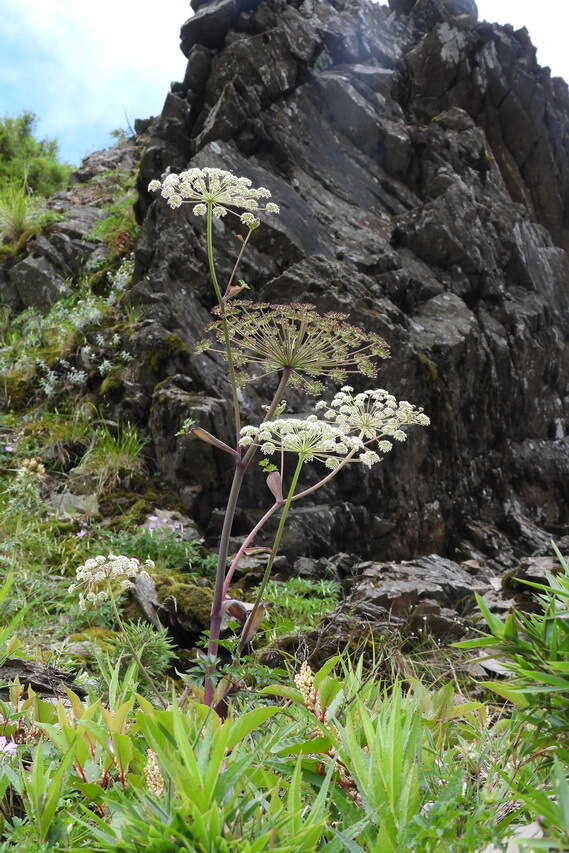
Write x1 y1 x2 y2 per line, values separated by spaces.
237 455 304 655
203 369 291 706
206 203 241 442
201 203 293 706
109 594 167 709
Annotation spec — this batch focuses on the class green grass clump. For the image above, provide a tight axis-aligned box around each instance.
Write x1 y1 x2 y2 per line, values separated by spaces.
0 653 561 851
456 542 569 759
97 527 217 577
0 183 62 245
79 423 148 493
86 193 139 254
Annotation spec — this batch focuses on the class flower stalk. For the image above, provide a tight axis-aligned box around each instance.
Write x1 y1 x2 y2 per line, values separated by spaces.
237 455 304 655
145 167 430 711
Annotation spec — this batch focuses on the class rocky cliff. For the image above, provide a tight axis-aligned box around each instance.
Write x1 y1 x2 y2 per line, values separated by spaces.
130 0 569 568
3 0 569 584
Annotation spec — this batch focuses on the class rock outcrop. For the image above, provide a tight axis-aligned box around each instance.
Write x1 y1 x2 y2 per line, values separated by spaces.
129 0 569 567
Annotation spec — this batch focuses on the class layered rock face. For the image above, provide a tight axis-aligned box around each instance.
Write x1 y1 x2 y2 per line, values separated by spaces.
133 0 569 565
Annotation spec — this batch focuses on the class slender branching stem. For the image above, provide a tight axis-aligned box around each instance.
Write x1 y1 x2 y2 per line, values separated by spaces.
225 229 253 296
109 594 167 709
202 206 292 706
202 370 293 706
222 499 282 597
237 455 304 655
206 203 241 442
204 463 244 705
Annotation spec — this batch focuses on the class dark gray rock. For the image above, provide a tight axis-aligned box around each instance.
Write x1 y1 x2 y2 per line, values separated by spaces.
183 45 213 95
0 659 87 699
73 139 138 183
180 0 239 55
9 255 69 312
1 0 561 585
134 0 569 568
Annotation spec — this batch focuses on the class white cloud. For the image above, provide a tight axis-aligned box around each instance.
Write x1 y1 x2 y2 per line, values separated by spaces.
3 0 190 161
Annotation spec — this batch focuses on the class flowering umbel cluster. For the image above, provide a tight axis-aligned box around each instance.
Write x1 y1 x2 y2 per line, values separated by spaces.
148 167 279 225
240 387 429 469
319 387 430 438
69 554 155 610
197 301 390 393
240 416 363 469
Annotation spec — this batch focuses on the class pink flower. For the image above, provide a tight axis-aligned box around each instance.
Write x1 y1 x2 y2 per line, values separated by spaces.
0 736 17 756
76 529 88 539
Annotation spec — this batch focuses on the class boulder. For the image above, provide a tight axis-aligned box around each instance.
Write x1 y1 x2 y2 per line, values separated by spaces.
9 255 69 312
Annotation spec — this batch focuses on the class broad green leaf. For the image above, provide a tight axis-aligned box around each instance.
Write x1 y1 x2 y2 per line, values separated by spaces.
225 706 281 750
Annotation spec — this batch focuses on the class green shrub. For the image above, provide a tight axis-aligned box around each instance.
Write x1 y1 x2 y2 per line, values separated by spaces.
0 112 71 195
456 543 569 756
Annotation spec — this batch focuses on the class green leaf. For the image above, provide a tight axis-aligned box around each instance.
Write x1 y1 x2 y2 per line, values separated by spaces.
226 706 281 750
475 593 506 637
478 682 530 707
314 656 341 690
258 684 305 704
276 735 333 756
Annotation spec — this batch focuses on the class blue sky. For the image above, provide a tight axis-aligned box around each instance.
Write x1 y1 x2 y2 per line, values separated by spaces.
1 0 567 167
1 0 188 165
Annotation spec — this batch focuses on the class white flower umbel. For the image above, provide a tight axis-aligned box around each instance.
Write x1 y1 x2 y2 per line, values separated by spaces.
69 554 155 611
318 387 430 443
147 167 280 225
240 416 363 469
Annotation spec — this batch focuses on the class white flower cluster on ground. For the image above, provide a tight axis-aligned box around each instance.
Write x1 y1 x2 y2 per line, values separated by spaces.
69 554 155 610
148 167 279 225
240 387 430 470
16 457 45 478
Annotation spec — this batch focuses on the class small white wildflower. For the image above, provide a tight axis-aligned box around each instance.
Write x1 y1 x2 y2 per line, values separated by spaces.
98 360 113 376
68 369 87 386
148 180 161 191
240 212 260 227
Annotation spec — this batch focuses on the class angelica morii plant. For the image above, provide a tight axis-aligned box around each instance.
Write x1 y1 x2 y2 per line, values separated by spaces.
148 167 429 709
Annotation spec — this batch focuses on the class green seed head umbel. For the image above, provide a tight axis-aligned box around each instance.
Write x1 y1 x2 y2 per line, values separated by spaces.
197 300 390 392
